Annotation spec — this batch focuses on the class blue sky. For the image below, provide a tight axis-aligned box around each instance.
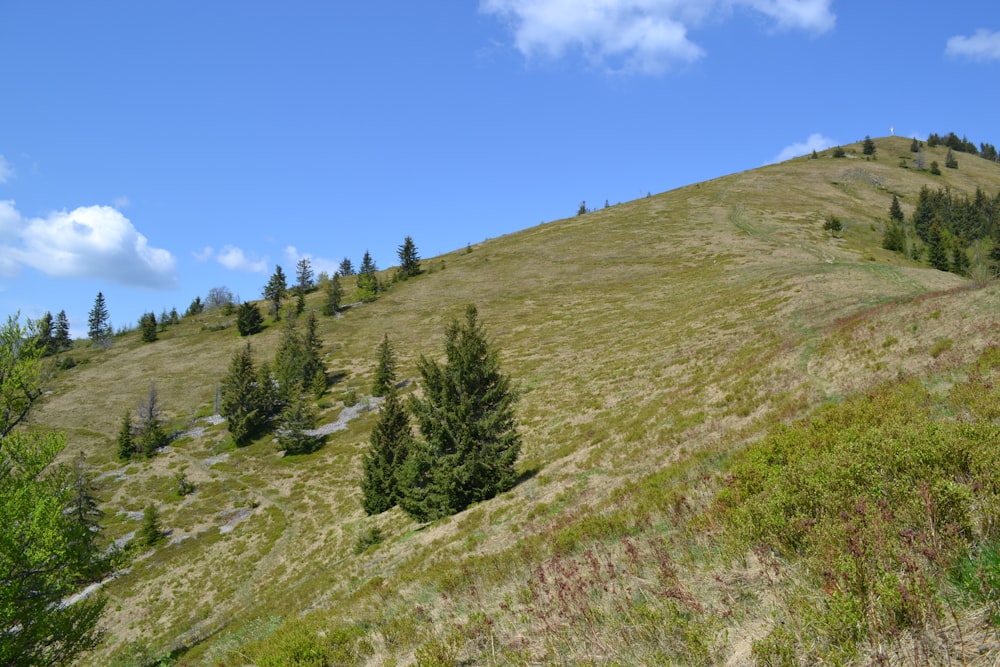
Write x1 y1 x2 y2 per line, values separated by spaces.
1 1 999 337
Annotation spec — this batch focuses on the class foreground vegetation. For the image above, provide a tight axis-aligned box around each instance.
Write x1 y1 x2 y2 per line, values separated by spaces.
15 136 1000 665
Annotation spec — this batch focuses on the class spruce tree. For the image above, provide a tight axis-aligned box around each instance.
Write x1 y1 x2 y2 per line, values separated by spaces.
136 384 168 456
399 305 520 521
54 310 71 351
338 257 355 277
356 251 380 302
139 312 158 343
295 257 315 293
276 390 320 455
945 149 958 169
138 504 164 547
361 386 412 515
236 301 264 336
889 194 904 223
322 273 343 316
263 265 288 320
220 343 269 446
928 223 950 271
862 135 876 155
116 411 135 460
372 333 397 397
88 292 110 345
34 312 54 356
396 236 421 279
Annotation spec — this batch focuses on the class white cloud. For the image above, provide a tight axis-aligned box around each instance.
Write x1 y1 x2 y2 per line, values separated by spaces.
216 245 268 273
769 132 836 164
113 195 131 209
0 155 13 184
284 245 340 278
480 0 834 73
946 29 1000 61
193 246 214 262
12 205 177 288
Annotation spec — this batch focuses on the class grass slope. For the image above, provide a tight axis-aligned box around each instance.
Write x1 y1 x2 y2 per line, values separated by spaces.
29 136 1000 664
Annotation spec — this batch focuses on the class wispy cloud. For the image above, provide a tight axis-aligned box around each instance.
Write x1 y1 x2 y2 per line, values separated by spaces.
769 133 836 164
946 29 1000 61
0 201 177 288
216 245 268 273
0 155 14 184
480 0 835 74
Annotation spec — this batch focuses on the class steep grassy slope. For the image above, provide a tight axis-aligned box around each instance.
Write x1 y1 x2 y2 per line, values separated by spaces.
31 136 1000 664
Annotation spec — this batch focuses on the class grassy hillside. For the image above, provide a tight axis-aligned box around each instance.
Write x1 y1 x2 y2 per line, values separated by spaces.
32 136 1000 665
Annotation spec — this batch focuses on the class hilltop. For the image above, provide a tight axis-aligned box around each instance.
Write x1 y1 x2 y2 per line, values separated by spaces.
29 135 1000 665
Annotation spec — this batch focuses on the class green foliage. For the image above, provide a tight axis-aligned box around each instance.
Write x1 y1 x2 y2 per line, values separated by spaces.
295 257 314 293
322 273 343 316
0 316 106 665
910 137 920 152
117 411 135 460
929 160 941 175
338 257 354 277
361 387 412 515
372 333 397 397
174 471 195 497
356 250 380 302
881 220 905 253
577 200 587 216
950 540 1000 624
861 135 875 155
945 148 958 169
396 235 421 279
135 383 169 456
139 311 158 343
831 146 846 158
138 504 164 547
716 374 1000 662
353 526 384 554
273 311 325 403
185 295 204 317
276 391 321 455
88 291 111 346
822 215 842 234
213 616 371 667
220 343 274 446
263 265 288 320
399 305 521 521
236 301 264 336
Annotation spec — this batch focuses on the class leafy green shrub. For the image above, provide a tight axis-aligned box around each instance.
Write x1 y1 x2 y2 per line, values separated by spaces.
716 374 1000 661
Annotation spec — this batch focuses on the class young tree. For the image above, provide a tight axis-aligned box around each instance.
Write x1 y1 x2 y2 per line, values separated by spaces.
322 273 343 316
236 301 264 336
295 257 315 293
356 251 380 302
577 200 587 216
185 295 204 316
361 386 412 515
0 316 106 665
862 135 876 155
945 149 958 169
138 504 164 547
882 221 906 253
263 265 288 320
220 343 272 446
929 160 941 175
889 194 905 223
88 291 111 346
910 137 921 153
139 311 158 343
396 236 421 279
68 451 103 574
928 223 950 271
35 311 55 356
914 145 926 170
399 305 521 521
338 257 355 276
54 310 71 351
372 333 397 397
276 391 320 455
116 411 136 460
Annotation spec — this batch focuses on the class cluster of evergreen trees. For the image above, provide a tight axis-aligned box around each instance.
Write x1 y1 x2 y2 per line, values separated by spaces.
361 305 521 522
882 185 1000 276
116 385 171 459
219 310 326 450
